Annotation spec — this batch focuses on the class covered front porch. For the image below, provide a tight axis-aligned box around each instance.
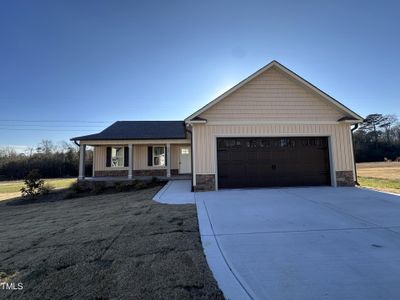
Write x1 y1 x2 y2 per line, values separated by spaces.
78 139 192 181
81 174 192 181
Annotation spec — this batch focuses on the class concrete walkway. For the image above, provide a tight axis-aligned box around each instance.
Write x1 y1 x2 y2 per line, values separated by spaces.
196 187 400 300
153 180 250 298
152 180 194 204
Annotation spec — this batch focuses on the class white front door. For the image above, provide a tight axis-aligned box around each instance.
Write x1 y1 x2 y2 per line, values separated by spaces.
179 146 191 174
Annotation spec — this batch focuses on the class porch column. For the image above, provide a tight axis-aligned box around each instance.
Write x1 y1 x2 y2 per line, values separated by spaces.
78 144 86 180
166 143 171 178
92 147 96 177
128 144 133 179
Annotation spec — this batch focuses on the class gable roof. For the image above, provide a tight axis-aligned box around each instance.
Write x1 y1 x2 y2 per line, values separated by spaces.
71 121 186 141
185 60 363 123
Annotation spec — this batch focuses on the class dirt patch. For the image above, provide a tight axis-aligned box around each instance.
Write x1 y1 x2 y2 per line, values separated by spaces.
0 186 224 299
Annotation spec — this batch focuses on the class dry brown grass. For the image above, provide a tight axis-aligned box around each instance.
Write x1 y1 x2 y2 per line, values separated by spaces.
357 162 400 194
357 162 400 180
0 187 224 299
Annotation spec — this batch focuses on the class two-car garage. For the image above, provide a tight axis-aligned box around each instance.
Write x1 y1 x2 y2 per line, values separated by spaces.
217 137 331 189
188 61 361 191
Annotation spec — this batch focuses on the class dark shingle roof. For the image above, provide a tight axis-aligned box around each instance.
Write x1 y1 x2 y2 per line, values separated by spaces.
71 121 186 141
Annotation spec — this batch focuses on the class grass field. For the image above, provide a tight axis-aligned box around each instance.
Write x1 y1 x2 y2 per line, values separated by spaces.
357 162 400 194
0 178 76 201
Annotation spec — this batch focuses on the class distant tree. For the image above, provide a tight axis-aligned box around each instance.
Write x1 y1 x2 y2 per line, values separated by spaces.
0 140 91 180
379 114 398 143
354 113 400 162
36 140 55 155
393 124 400 143
0 147 17 158
59 141 72 153
359 114 387 146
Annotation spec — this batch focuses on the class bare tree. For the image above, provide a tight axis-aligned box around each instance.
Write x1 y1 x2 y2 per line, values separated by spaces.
379 114 398 143
36 140 55 155
0 147 17 159
24 146 36 157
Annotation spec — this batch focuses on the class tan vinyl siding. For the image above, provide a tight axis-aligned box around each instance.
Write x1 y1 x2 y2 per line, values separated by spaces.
94 144 185 171
94 146 126 171
192 123 354 175
199 66 344 122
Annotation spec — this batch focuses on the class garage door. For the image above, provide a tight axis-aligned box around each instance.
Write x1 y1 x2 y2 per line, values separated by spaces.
217 137 331 188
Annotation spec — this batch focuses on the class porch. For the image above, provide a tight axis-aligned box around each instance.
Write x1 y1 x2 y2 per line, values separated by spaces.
81 174 192 181
78 140 192 180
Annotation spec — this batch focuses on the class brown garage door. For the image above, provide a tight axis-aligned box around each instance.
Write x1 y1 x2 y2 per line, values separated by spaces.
217 137 331 188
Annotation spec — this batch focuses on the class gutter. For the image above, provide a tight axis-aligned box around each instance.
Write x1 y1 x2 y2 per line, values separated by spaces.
351 123 359 185
185 125 194 192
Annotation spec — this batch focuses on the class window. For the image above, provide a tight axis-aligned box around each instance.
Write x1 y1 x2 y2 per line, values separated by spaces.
181 148 189 155
111 147 124 167
153 146 165 166
280 138 289 147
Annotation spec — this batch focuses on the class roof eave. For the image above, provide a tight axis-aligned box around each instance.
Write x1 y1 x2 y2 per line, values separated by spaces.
337 116 364 124
72 136 188 142
186 120 207 125
338 119 364 124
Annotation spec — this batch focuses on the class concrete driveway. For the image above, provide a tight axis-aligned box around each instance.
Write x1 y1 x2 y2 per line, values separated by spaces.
195 187 400 300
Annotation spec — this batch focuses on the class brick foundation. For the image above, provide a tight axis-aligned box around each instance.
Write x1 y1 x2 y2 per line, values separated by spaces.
94 169 174 177
133 169 166 176
94 170 128 177
336 171 355 187
194 174 216 192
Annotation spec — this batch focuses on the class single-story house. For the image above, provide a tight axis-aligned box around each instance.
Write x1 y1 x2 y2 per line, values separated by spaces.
71 60 363 191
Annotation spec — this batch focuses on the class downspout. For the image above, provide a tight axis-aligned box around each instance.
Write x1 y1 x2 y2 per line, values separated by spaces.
185 126 194 192
73 140 80 147
351 124 359 185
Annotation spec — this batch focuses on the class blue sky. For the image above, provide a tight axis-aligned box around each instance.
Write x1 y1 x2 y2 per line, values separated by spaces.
1 0 399 150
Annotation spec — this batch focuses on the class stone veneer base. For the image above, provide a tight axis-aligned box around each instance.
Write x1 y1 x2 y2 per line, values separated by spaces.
194 174 216 192
192 171 355 190
336 170 355 187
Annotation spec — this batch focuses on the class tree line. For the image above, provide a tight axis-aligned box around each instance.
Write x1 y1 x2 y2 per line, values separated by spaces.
0 140 92 180
353 114 400 162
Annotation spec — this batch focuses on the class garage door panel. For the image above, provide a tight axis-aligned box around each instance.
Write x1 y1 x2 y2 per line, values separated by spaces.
217 137 331 188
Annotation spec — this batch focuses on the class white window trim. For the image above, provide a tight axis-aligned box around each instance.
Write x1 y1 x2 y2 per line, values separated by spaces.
110 146 125 168
152 145 166 167
181 148 189 155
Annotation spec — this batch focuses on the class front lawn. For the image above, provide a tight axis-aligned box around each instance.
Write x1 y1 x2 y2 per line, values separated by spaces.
358 176 400 194
0 186 224 299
